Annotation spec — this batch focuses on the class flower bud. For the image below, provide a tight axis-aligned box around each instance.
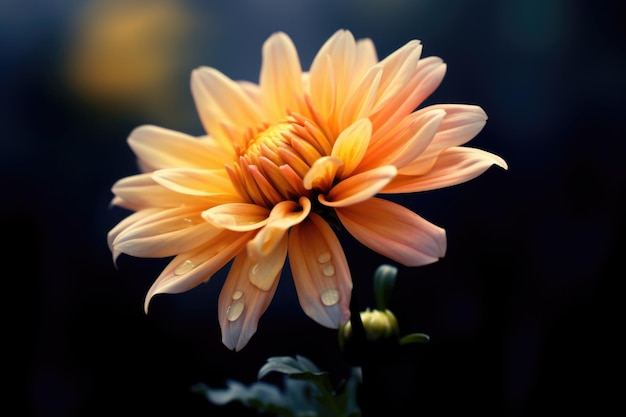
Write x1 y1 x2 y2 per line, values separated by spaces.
339 308 400 354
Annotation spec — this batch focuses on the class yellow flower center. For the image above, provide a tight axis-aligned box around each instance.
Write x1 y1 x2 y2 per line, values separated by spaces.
227 113 333 209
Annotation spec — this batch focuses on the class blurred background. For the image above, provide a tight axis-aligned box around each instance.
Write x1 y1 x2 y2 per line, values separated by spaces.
4 0 623 415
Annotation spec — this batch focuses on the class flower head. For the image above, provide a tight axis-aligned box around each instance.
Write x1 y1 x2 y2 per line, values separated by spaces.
108 30 507 351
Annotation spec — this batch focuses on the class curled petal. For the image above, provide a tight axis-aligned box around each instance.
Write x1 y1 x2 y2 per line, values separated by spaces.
113 206 220 258
320 165 397 208
383 146 508 194
336 198 446 266
288 213 352 328
219 251 282 351
202 203 270 231
247 197 311 261
128 125 233 171
303 156 343 191
144 230 254 313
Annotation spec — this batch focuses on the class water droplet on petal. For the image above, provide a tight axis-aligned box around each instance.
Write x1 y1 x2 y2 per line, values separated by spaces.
227 300 245 321
248 263 260 280
320 288 340 306
232 290 243 300
317 251 332 264
174 260 195 276
214 214 236 226
183 217 195 226
322 263 335 277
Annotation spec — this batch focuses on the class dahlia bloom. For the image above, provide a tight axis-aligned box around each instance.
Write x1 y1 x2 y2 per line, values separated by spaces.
108 29 507 351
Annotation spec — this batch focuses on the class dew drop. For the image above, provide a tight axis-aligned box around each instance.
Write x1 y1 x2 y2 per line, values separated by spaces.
174 260 195 276
226 300 245 321
320 288 340 306
322 263 335 277
183 217 195 226
214 214 236 226
248 263 260 280
232 290 243 300
317 251 332 264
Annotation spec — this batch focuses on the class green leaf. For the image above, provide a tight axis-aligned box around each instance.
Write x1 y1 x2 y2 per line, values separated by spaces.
258 355 323 379
374 264 397 310
399 332 430 345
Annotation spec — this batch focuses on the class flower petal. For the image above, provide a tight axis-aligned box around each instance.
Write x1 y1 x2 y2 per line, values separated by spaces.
113 206 220 258
218 251 281 351
144 230 254 312
336 197 446 266
398 104 489 176
128 125 233 171
288 213 352 328
247 197 311 262
331 118 372 178
383 146 508 194
303 156 343 191
202 203 270 231
151 168 237 197
191 67 265 148
359 108 445 172
111 173 206 210
319 165 397 208
107 208 161 263
260 32 304 122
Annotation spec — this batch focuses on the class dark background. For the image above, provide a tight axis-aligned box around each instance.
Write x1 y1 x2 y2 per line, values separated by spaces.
4 0 623 415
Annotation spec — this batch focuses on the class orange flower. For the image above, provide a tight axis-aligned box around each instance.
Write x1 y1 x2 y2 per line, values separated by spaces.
108 30 507 351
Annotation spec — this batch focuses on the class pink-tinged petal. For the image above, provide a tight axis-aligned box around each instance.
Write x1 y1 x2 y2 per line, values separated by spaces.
331 118 372 178
151 168 237 197
353 38 378 80
246 229 288 291
237 80 262 106
113 206 220 258
288 213 352 328
303 156 343 191
371 56 446 137
337 67 382 130
398 104 488 176
247 197 311 263
260 32 304 122
202 203 270 231
359 108 445 172
191 67 265 148
336 198 447 266
111 173 207 209
144 230 254 313
219 251 281 351
319 165 397 208
384 146 508 194
128 125 233 171
107 208 161 263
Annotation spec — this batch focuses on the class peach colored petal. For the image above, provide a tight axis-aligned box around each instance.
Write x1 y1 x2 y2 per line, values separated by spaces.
111 173 208 209
303 156 343 191
337 66 382 130
260 32 303 122
247 197 311 263
398 104 488 176
191 67 265 148
383 146 508 194
331 118 372 178
151 168 237 197
113 206 220 258
288 213 352 328
359 108 445 172
202 203 270 231
371 56 446 138
336 197 447 266
319 165 397 208
107 208 161 263
128 125 233 172
218 251 281 351
246 230 288 291
144 230 254 312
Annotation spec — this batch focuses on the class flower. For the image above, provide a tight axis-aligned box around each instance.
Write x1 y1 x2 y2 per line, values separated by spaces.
108 29 507 351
